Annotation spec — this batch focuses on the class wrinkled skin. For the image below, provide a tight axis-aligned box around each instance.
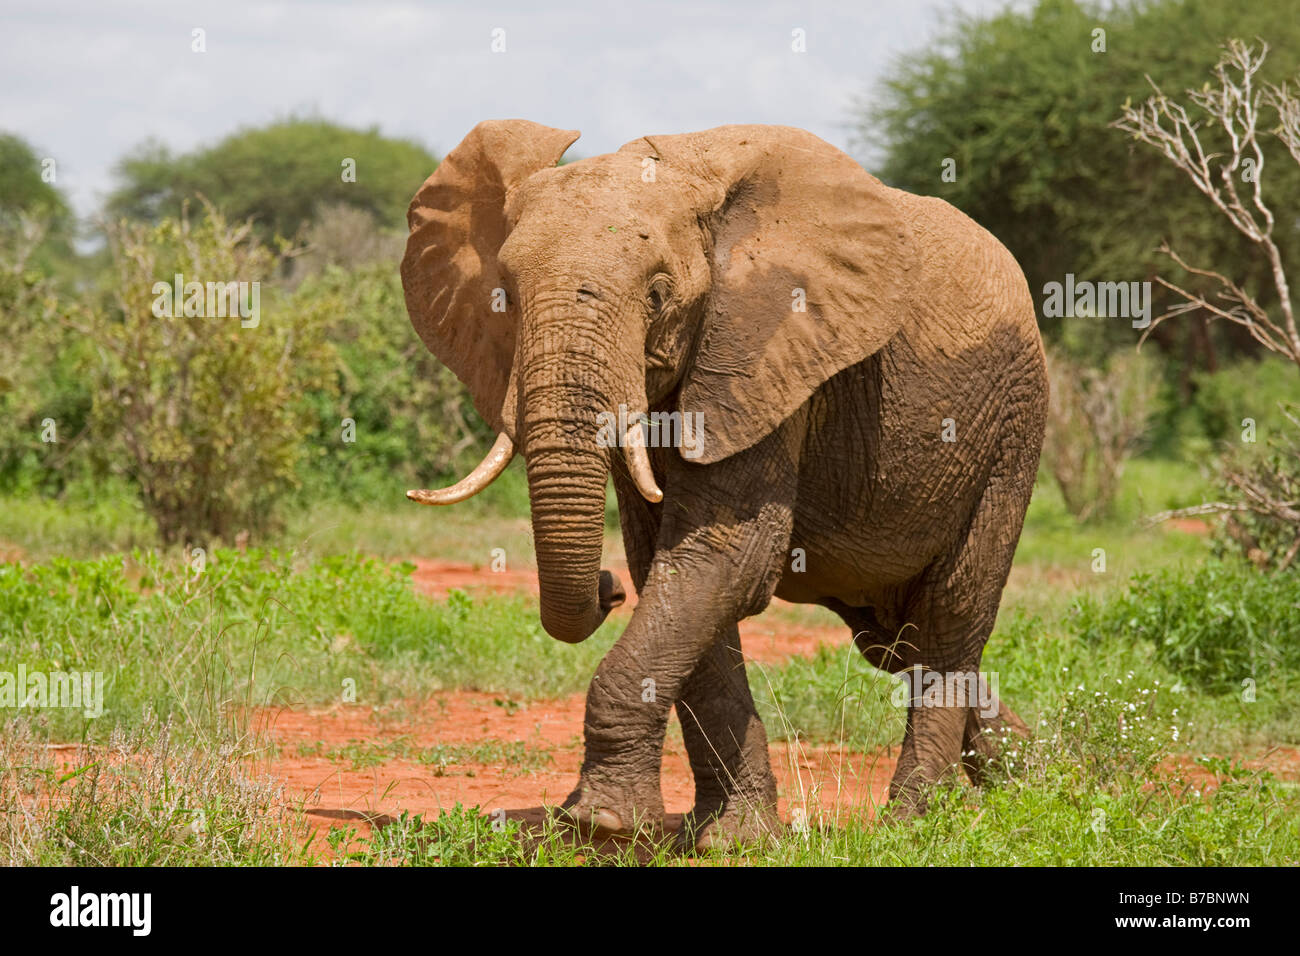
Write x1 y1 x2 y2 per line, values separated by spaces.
401 120 1047 849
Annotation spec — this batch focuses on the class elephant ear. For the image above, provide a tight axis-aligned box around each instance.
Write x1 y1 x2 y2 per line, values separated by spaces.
401 120 580 433
643 126 914 465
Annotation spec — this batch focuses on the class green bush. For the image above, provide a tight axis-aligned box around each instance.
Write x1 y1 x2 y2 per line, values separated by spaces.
1071 560 1300 691
1181 356 1300 451
85 205 334 544
0 224 93 495
290 262 491 501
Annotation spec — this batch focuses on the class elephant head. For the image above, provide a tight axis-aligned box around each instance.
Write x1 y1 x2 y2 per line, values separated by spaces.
402 120 913 643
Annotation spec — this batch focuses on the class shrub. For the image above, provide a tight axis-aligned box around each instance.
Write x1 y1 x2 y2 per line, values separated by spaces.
290 262 488 500
1071 559 1300 691
0 217 93 495
1042 347 1158 521
1184 356 1300 448
83 204 333 544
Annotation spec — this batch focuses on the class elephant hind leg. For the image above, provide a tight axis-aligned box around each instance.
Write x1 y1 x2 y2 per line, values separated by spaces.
883 442 1039 816
676 624 780 852
961 683 1030 786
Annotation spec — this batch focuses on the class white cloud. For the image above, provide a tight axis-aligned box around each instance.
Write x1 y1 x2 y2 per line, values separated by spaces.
0 0 1004 219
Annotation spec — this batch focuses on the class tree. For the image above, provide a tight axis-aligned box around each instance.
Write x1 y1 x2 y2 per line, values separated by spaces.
106 118 437 243
1118 41 1300 570
0 132 76 274
857 0 1300 373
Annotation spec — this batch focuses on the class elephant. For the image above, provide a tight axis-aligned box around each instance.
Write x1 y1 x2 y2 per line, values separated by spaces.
400 119 1047 849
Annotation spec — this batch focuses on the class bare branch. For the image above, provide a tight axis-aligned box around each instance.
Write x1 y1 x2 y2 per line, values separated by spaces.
1112 39 1300 366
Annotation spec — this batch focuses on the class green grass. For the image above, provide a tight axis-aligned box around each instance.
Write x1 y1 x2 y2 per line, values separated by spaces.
295 736 554 774
0 549 619 742
2 452 1297 866
1 715 312 866
1005 459 1216 620
0 478 155 562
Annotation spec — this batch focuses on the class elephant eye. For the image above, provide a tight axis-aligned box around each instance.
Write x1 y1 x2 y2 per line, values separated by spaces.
647 281 671 314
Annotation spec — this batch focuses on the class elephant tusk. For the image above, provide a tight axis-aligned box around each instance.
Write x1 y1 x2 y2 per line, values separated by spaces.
407 432 514 505
623 422 664 503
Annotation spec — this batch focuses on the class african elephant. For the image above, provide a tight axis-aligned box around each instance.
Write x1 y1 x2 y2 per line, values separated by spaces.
400 120 1047 849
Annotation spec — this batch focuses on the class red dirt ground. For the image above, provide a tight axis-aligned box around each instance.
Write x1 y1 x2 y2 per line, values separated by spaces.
253 692 895 852
257 556 1299 860
256 558 875 854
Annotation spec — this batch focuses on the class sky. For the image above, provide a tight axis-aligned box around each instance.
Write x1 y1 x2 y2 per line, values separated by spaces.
1 0 1011 220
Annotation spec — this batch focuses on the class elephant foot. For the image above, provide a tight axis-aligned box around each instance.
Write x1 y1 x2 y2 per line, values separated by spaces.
553 780 665 839
679 799 780 854
962 701 1031 786
884 767 944 821
879 790 926 824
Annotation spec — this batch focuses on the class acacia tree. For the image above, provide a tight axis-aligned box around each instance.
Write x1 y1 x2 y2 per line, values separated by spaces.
1116 41 1300 569
106 118 437 244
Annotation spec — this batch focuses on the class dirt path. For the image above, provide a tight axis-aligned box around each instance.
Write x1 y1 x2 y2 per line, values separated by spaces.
254 692 894 851
258 558 874 854
261 556 1297 859
406 557 845 664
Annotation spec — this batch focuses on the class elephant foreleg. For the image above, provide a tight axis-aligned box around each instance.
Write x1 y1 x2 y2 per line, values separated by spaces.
557 412 803 838
675 624 779 850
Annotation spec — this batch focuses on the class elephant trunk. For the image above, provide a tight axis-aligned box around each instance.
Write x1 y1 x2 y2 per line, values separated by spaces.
526 445 611 642
520 304 624 643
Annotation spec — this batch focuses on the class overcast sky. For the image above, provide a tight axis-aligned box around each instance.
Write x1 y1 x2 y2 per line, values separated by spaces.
2 0 1011 220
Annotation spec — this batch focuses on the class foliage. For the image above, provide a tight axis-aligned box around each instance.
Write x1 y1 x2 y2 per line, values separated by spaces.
1180 355 1300 449
290 262 489 500
1042 347 1158 520
859 0 1300 365
342 807 529 866
83 205 334 544
0 222 93 494
0 132 75 274
0 716 307 866
106 118 437 244
0 549 618 740
1208 412 1300 569
1071 558 1300 691
286 203 406 285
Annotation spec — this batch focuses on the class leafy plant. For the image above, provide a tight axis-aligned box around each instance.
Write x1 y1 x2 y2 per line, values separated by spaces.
82 203 334 544
1071 559 1300 690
